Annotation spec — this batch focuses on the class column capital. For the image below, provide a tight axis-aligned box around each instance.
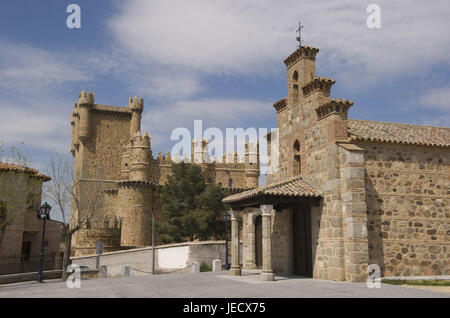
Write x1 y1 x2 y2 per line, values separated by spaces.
230 209 240 221
260 204 273 216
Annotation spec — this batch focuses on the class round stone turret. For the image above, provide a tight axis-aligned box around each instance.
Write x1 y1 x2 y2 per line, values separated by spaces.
245 141 260 187
129 131 152 181
129 96 144 138
77 90 95 141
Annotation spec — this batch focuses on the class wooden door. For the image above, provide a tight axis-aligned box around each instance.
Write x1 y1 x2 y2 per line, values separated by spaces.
293 205 312 277
255 216 262 269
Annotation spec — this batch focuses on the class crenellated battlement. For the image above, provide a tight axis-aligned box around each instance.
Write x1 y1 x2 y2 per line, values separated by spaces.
284 45 319 68
78 90 95 106
302 77 335 96
273 98 287 113
315 98 353 121
128 96 144 112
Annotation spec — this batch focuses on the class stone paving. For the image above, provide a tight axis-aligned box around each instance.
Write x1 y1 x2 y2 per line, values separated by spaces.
0 270 448 298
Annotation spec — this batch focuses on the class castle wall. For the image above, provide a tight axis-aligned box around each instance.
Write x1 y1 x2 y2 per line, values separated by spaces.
70 93 259 256
117 182 154 248
358 141 450 276
83 109 132 180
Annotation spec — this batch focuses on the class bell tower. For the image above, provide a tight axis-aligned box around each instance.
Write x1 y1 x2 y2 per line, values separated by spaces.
285 46 319 107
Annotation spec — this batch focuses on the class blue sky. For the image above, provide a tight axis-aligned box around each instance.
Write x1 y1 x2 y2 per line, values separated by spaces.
0 0 449 174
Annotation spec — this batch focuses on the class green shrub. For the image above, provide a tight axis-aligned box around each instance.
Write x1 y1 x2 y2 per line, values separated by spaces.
382 279 450 286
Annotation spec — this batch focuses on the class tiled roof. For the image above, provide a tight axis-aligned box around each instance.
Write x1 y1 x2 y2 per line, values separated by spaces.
223 175 321 204
347 120 450 147
0 162 51 181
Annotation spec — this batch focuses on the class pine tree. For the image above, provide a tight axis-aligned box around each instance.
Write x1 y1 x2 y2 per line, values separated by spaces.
156 162 227 243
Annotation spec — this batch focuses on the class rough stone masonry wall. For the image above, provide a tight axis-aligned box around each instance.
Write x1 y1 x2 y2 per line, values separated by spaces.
273 95 350 280
271 208 293 276
84 110 131 180
302 117 347 281
338 145 369 282
305 142 346 281
117 183 154 248
358 141 450 277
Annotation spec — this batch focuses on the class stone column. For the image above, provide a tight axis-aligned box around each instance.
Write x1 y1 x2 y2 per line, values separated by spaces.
339 146 369 282
229 210 241 276
260 205 274 281
243 209 260 269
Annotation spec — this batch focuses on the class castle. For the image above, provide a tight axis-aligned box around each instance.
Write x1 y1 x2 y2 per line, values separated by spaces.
70 92 259 256
223 45 450 282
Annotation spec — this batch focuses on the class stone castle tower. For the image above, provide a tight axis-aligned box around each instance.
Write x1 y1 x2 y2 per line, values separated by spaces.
70 91 259 255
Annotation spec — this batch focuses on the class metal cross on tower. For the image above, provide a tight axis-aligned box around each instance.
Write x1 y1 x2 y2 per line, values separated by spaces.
296 21 304 48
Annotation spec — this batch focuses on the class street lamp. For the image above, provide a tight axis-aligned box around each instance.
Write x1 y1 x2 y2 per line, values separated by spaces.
36 202 51 283
224 212 230 270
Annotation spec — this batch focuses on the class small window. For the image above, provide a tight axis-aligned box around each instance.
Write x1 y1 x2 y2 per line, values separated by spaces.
293 140 301 176
228 178 233 188
293 140 300 153
293 71 299 91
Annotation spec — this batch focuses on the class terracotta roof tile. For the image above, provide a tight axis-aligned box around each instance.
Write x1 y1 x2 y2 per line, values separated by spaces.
347 120 450 147
0 162 51 181
223 175 321 204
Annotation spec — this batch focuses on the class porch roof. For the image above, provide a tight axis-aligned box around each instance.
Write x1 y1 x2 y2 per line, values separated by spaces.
222 175 322 206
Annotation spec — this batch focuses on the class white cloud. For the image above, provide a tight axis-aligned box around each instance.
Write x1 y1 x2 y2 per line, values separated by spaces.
0 99 70 153
0 40 88 93
417 87 450 127
143 98 272 131
142 98 273 148
421 117 450 128
0 40 86 154
419 87 450 112
109 0 450 84
133 71 204 101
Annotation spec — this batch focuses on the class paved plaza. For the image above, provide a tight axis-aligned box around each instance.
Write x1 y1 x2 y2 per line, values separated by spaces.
0 270 448 298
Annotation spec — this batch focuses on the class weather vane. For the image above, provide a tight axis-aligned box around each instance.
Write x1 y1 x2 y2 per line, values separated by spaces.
296 21 304 48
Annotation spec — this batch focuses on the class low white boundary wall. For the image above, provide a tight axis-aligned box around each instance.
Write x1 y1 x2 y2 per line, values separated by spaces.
71 241 242 277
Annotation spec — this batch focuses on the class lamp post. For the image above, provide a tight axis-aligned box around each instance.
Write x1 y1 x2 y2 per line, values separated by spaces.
36 202 51 283
224 212 230 270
